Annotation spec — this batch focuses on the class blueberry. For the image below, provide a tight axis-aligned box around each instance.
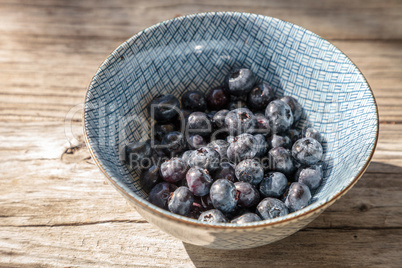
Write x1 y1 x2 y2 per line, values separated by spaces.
256 198 289 220
259 172 288 198
186 167 213 196
235 159 264 185
304 127 323 144
226 133 258 163
231 213 261 224
310 163 324 178
181 150 194 166
187 112 212 137
207 139 229 161
148 182 177 210
152 123 176 141
190 196 214 219
254 113 271 136
226 135 236 143
234 181 260 208
181 90 206 111
198 209 228 223
122 141 153 169
160 157 188 183
296 167 322 191
225 108 257 135
254 134 268 157
268 147 295 175
148 95 180 122
284 182 312 212
292 137 323 165
187 134 207 149
288 128 302 143
247 82 275 110
228 100 247 110
168 186 194 216
161 131 187 156
212 109 229 129
265 100 294 134
140 165 161 193
213 162 237 183
210 179 237 213
226 68 255 96
188 147 220 172
280 96 302 122
205 87 230 110
148 139 166 159
268 134 292 149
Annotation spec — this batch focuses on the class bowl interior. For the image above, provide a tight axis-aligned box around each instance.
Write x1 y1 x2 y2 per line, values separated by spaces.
84 12 377 224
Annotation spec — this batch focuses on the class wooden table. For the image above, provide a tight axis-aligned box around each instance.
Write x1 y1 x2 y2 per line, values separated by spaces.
1 0 401 267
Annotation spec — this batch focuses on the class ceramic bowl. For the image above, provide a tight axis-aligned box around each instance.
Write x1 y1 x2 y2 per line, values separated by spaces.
83 12 378 249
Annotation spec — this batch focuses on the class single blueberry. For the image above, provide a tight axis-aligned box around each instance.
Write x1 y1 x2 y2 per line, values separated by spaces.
148 182 177 210
213 162 237 183
296 167 322 191
205 87 230 110
212 109 229 129
231 213 261 224
280 96 302 122
160 157 188 183
148 95 180 122
284 182 312 212
247 82 275 110
254 113 271 136
186 167 213 196
181 90 206 111
198 209 228 223
226 135 236 144
256 197 289 220
292 137 323 165
225 108 257 135
304 127 323 144
168 186 194 216
235 159 264 186
187 112 212 137
234 181 260 208
226 68 256 96
265 100 294 134
259 172 288 198
140 165 161 193
188 147 221 172
161 131 187 156
207 139 229 161
268 134 292 149
210 179 237 213
181 150 194 166
254 134 268 157
122 141 153 169
187 134 207 149
226 133 258 163
268 147 295 176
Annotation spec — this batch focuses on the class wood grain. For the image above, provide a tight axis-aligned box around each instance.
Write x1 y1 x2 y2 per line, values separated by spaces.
0 0 401 267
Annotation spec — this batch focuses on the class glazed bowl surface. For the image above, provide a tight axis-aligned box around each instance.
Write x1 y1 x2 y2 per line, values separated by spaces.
83 12 378 249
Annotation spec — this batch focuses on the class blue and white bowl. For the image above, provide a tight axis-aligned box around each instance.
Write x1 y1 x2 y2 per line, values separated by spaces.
83 12 378 249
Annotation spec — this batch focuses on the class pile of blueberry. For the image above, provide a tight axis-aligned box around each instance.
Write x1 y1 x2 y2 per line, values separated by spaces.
122 68 324 224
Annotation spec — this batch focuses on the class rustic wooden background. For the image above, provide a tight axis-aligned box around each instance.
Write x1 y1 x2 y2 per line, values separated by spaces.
1 0 401 267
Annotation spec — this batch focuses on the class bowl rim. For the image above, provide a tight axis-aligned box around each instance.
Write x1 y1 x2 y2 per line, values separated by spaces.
83 11 379 229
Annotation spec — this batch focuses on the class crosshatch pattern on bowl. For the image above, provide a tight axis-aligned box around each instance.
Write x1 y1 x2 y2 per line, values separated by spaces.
84 12 377 223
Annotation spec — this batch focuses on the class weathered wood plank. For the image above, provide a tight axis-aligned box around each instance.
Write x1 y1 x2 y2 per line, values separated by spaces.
0 0 401 40
0 224 400 267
